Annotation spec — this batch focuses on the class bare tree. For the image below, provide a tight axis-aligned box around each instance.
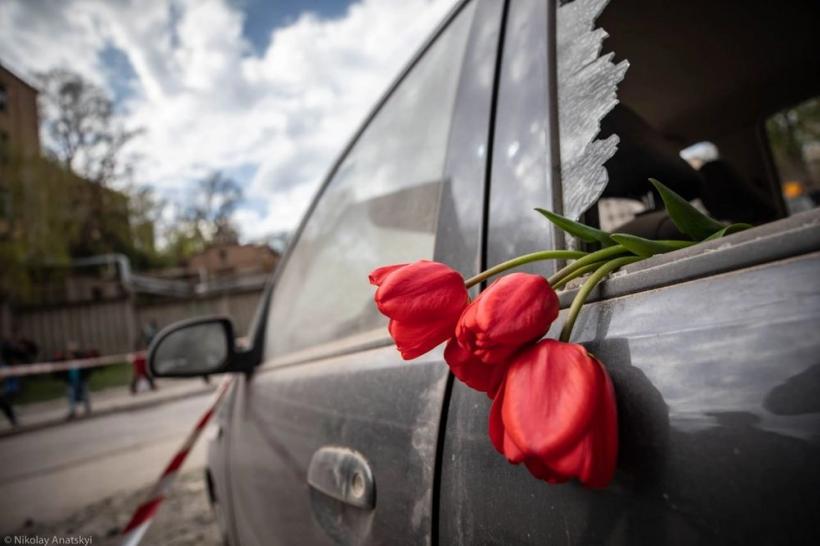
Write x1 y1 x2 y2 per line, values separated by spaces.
36 69 140 186
34 69 146 258
165 172 243 260
186 171 243 244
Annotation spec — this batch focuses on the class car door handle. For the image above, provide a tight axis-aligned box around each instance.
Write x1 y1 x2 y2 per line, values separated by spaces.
307 446 376 510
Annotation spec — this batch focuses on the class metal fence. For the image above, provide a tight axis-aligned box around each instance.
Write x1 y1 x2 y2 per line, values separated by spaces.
15 299 136 358
13 288 264 359
136 290 262 340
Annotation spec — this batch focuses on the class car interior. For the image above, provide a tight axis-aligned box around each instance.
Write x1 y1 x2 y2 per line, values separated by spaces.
589 0 820 238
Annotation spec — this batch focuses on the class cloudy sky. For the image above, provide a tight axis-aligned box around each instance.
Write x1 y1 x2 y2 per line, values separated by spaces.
0 0 456 241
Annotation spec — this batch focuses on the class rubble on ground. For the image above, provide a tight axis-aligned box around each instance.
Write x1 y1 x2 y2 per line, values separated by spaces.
12 470 222 546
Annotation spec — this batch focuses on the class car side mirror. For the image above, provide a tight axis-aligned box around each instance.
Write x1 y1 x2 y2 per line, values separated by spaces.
148 316 254 378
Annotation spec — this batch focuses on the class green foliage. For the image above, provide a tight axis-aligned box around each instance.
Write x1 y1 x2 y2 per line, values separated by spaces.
0 150 183 304
611 234 694 258
535 207 616 247
649 178 726 240
704 223 752 241
0 154 75 301
534 177 751 268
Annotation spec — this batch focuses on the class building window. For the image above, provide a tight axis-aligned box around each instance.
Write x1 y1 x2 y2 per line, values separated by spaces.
0 84 6 112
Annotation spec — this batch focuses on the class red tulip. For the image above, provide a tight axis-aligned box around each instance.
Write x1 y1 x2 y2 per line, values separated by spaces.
488 340 618 488
370 261 468 360
444 338 507 397
455 273 559 365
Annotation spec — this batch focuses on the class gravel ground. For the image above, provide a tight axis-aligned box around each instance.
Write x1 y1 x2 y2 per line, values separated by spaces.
7 470 222 546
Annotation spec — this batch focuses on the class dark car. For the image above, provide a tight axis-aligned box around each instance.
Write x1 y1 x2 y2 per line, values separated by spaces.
149 0 820 544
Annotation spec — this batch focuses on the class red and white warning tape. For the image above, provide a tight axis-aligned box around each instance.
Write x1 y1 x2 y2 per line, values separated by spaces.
0 351 142 379
1 336 250 379
120 375 235 546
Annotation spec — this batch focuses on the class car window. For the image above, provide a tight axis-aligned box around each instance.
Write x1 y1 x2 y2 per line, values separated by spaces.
766 96 820 215
266 2 476 359
580 0 819 240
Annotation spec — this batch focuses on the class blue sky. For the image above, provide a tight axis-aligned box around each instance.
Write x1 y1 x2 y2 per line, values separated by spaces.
237 0 350 53
0 0 455 242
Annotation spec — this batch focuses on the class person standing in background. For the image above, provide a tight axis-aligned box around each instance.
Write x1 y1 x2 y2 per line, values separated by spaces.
130 340 156 394
61 341 92 420
0 328 37 427
0 340 19 427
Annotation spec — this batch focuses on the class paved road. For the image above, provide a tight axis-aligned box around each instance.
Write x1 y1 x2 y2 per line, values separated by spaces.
0 392 214 532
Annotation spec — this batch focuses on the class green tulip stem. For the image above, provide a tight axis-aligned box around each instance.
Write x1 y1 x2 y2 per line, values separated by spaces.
551 260 607 291
548 245 630 288
464 250 587 289
559 256 643 343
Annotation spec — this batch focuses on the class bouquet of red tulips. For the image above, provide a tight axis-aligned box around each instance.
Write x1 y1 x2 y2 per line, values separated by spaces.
369 180 749 488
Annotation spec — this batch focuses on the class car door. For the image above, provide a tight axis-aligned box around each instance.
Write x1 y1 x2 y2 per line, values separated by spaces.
438 1 820 544
220 1 504 544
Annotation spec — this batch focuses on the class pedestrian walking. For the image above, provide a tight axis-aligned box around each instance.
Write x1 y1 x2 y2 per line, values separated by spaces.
60 342 93 419
130 342 156 394
0 329 36 427
0 349 19 427
66 367 91 419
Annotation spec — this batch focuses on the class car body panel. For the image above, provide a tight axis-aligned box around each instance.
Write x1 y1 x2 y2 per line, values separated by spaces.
226 348 450 545
205 385 237 544
213 1 503 543
439 247 820 545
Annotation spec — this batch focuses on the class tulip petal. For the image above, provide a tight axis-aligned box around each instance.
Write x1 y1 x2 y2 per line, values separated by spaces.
488 383 506 455
542 434 590 480
444 338 506 397
502 340 599 459
473 274 559 345
524 457 571 484
579 357 619 488
493 378 574 483
455 273 559 365
488 382 527 462
537 361 614 483
455 304 515 365
376 261 467 323
388 318 454 360
368 264 407 286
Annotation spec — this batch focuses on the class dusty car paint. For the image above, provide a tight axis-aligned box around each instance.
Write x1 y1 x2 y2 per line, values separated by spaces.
204 0 820 543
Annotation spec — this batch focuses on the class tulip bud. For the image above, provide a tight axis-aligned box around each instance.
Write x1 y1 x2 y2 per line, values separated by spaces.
443 338 506 397
488 340 618 488
370 260 468 360
455 273 559 365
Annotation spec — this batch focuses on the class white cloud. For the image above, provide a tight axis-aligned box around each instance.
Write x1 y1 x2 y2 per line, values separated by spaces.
0 0 457 240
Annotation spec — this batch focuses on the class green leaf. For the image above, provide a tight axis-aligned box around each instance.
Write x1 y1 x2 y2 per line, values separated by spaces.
704 223 753 241
535 208 616 247
649 178 726 240
611 234 694 258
